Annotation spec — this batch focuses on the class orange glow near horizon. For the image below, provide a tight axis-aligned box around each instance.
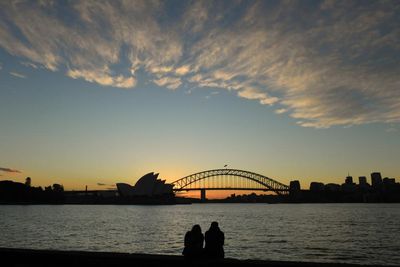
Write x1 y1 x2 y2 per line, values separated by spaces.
176 190 275 200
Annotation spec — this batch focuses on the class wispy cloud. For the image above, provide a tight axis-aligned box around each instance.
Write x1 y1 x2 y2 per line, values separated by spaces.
97 183 114 186
153 76 182 90
238 87 279 105
0 167 22 173
275 108 288 115
9 71 26 79
204 91 220 100
67 68 136 89
0 1 399 128
175 65 191 76
21 61 38 69
97 182 115 189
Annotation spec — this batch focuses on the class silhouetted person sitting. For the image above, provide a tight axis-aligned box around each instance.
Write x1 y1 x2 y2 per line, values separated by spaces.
204 221 224 259
182 224 204 259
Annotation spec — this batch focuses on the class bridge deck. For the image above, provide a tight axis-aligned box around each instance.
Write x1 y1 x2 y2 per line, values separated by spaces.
173 188 288 191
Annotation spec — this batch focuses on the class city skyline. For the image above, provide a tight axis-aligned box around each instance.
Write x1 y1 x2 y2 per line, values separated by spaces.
0 168 396 199
1 1 399 195
1 168 398 201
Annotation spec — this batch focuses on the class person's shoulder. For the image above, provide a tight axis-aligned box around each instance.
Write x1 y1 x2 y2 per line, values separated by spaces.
196 232 204 239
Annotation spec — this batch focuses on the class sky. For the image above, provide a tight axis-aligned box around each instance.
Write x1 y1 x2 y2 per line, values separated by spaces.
0 0 399 197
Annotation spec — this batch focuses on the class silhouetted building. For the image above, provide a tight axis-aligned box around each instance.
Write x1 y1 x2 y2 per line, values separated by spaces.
52 183 64 192
116 172 173 197
371 172 382 188
0 180 64 203
345 176 353 185
341 182 356 193
359 176 367 186
25 177 31 187
342 175 356 193
358 176 370 191
310 182 324 192
289 180 301 191
325 183 340 192
383 177 396 186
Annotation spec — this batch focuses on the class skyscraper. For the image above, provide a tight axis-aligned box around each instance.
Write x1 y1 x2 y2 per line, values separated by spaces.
359 176 367 185
345 176 353 185
371 172 382 188
289 180 301 191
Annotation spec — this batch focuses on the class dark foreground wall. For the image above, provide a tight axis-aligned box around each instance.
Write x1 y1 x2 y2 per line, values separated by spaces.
0 248 398 267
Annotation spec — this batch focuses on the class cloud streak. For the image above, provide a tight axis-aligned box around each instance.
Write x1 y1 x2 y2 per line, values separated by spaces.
0 167 22 173
21 61 38 69
67 68 136 89
9 71 26 79
0 1 399 128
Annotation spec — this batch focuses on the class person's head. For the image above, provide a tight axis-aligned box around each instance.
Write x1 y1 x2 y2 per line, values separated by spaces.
192 224 202 234
210 221 219 229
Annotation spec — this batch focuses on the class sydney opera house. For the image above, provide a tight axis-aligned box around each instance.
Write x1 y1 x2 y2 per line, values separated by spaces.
116 172 174 197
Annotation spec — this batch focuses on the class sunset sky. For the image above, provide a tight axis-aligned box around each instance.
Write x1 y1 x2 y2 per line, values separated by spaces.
0 0 399 197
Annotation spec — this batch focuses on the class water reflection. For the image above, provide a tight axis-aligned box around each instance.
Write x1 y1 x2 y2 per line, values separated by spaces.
0 204 399 265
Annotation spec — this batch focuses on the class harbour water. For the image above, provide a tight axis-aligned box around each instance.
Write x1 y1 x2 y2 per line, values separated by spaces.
0 203 399 266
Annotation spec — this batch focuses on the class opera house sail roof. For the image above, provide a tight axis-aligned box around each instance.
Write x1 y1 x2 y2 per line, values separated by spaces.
116 172 174 197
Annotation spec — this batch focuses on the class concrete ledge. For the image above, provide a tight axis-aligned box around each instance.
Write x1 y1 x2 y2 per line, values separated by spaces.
0 248 398 267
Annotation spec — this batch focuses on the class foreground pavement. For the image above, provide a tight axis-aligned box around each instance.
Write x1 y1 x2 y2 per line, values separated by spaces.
0 248 398 267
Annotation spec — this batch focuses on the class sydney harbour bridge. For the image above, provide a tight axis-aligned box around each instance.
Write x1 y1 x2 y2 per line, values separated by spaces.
171 169 290 200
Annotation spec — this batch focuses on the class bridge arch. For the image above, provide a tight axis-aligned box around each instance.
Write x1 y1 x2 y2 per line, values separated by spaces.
171 169 289 195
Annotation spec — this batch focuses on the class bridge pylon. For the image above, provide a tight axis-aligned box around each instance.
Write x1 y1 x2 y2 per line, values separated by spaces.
200 189 206 202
